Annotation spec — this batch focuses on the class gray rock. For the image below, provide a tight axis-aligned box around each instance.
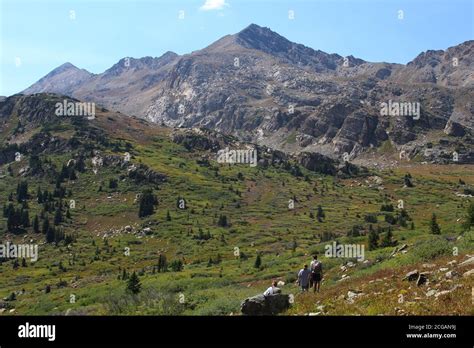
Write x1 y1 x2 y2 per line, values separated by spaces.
434 285 462 298
398 244 408 252
347 290 364 302
445 270 458 279
459 257 474 267
241 293 290 316
463 269 474 278
444 120 466 137
422 263 436 269
391 244 408 257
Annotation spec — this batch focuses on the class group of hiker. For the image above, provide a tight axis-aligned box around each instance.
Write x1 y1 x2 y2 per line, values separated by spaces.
297 255 323 293
263 255 323 297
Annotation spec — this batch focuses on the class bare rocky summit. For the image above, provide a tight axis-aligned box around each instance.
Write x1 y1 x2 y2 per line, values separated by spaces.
21 24 473 162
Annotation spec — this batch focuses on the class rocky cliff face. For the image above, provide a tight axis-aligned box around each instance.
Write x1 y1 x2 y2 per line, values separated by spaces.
21 25 473 161
391 40 474 87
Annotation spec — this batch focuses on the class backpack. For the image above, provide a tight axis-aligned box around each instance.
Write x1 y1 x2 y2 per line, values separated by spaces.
311 261 322 274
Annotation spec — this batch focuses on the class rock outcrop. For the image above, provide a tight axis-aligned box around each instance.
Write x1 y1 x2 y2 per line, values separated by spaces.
241 294 290 315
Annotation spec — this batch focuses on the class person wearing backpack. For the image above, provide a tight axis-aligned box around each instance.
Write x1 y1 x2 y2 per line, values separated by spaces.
297 264 311 292
310 255 323 293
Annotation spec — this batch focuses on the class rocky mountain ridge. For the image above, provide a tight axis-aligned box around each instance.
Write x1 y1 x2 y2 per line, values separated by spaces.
21 24 474 162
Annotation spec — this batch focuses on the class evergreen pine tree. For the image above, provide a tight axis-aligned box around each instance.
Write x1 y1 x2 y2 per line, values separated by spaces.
126 272 141 294
33 215 40 233
59 164 69 182
157 254 167 273
76 157 86 172
37 187 43 203
46 225 55 243
463 202 474 230
42 217 50 234
380 228 394 247
317 205 325 222
138 190 157 217
54 206 62 225
170 259 183 272
404 174 414 187
217 214 228 227
6 208 15 231
69 169 77 180
7 206 22 232
368 229 379 250
254 254 262 269
16 181 28 202
21 209 30 228
429 213 441 234
29 154 42 175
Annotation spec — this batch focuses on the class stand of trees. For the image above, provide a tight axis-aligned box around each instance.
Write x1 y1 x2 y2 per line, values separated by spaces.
3 203 30 233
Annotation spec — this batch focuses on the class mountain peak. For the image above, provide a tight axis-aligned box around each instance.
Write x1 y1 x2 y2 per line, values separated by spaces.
21 62 92 95
59 62 76 68
50 62 80 75
237 23 270 35
235 24 290 51
161 51 178 58
230 24 345 71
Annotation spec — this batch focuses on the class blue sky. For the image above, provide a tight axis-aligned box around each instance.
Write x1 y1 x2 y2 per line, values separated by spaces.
0 0 472 96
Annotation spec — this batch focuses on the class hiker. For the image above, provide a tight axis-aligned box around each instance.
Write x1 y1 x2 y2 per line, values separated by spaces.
297 264 311 292
263 280 281 296
310 255 323 293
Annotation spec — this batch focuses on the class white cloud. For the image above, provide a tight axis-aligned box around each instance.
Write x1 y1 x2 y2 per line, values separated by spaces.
200 0 229 11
